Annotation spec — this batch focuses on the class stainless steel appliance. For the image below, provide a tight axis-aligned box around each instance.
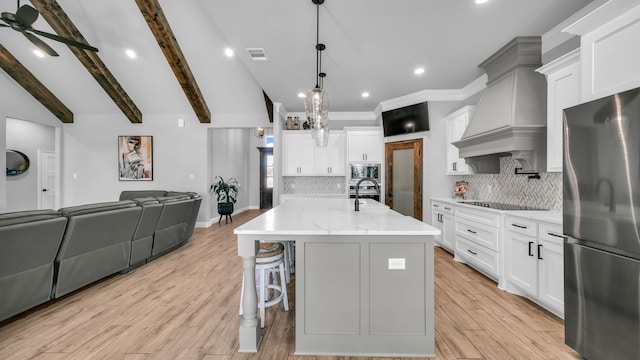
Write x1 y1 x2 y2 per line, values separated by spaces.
458 201 546 211
349 163 380 183
563 86 640 360
348 163 381 201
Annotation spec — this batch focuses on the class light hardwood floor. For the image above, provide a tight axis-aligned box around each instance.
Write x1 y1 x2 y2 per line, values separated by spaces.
0 210 578 360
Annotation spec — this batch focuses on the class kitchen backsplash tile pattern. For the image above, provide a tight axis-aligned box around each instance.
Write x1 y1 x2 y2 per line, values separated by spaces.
283 176 347 195
459 157 562 210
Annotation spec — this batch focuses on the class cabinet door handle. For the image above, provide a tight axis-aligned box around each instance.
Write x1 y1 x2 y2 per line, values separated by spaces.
538 244 543 260
444 207 451 210
467 249 477 255
528 241 534 256
547 232 565 239
433 204 440 208
512 224 527 229
439 214 443 223
453 163 457 171
466 229 477 234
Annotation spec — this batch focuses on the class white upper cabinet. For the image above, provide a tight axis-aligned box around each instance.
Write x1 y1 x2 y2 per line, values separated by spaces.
444 106 474 175
537 50 581 172
570 3 640 102
347 130 383 163
313 131 346 176
282 131 315 176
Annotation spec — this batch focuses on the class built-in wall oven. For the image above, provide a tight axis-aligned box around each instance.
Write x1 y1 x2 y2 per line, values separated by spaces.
348 163 381 202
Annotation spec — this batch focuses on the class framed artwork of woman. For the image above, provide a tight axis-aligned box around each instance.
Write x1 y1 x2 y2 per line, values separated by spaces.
118 136 153 181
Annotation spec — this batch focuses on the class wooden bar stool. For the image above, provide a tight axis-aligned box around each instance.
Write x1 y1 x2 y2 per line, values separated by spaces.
239 242 289 328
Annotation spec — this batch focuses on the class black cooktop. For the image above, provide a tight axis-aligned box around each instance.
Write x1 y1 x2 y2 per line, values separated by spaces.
459 201 546 211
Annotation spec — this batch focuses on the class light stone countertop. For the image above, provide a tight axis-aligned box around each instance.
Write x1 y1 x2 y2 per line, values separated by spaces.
430 197 562 225
235 198 440 236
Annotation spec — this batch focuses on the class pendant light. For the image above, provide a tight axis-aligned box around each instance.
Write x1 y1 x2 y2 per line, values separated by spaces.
303 0 330 147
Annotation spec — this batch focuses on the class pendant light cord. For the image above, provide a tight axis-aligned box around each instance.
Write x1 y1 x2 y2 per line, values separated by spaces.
315 2 320 89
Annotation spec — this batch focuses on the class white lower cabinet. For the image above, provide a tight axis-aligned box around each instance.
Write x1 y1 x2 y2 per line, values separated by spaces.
505 215 564 317
454 206 502 281
431 200 455 253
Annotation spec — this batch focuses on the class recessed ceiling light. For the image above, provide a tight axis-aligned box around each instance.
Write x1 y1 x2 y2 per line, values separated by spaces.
414 67 425 75
474 0 489 4
125 49 137 59
361 92 370 98
33 49 45 58
298 92 306 98
224 47 234 58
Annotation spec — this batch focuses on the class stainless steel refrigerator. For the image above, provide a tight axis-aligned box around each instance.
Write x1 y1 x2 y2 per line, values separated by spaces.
563 87 640 360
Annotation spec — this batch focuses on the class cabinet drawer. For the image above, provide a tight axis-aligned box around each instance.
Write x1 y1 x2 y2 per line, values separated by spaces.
455 217 499 252
505 216 538 237
456 206 501 227
539 223 564 244
432 201 455 215
456 236 499 277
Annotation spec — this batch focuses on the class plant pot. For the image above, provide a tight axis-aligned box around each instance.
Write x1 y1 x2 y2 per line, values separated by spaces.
218 202 234 215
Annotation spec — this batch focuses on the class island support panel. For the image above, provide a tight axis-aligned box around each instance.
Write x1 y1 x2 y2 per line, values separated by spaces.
295 235 434 357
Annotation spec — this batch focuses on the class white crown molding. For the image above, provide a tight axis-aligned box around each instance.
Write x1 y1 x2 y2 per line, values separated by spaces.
286 111 377 121
536 49 581 75
562 0 638 36
460 74 487 99
379 89 464 112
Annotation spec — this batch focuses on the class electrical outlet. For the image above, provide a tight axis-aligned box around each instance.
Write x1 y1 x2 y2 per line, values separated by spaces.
388 258 406 270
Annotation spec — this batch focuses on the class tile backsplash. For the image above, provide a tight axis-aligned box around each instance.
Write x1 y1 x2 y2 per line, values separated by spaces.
283 176 346 195
458 157 562 210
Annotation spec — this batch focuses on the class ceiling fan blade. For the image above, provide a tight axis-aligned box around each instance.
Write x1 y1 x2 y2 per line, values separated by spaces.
22 31 59 56
15 5 38 27
30 29 99 52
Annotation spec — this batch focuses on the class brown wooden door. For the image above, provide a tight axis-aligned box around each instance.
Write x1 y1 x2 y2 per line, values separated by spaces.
385 139 423 220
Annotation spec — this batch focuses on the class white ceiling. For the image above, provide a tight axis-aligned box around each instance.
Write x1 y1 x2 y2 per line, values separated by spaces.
0 0 593 121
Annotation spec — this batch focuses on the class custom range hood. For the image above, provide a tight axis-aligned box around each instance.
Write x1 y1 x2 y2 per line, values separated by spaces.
453 37 547 173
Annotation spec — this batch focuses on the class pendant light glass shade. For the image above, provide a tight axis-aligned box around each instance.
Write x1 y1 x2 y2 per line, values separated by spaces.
304 86 330 147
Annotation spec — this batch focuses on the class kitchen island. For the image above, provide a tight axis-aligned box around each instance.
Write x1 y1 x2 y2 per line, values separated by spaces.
234 198 440 357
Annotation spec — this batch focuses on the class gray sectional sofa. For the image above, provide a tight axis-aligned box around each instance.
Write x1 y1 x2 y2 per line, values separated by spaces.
0 190 201 323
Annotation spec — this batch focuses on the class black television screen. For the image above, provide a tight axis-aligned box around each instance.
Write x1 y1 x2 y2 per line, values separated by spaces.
382 102 429 137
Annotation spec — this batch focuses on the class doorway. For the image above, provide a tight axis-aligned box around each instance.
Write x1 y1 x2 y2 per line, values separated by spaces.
258 147 274 209
385 139 423 220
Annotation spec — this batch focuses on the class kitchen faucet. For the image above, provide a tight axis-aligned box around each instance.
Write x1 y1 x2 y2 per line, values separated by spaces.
354 178 380 211
595 178 616 212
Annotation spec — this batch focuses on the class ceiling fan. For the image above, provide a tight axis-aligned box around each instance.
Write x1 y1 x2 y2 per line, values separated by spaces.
0 0 98 56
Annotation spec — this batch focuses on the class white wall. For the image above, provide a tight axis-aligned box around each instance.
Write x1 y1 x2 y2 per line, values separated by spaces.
5 118 55 211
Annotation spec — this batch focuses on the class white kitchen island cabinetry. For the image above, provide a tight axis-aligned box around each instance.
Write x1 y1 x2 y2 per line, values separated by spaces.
346 128 383 162
444 106 474 175
234 198 439 356
504 215 564 317
431 200 455 253
282 131 315 176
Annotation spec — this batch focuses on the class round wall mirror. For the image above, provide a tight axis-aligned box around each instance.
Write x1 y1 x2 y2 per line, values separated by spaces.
6 150 30 176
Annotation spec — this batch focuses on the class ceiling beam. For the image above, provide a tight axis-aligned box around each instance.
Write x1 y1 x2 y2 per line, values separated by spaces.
0 44 73 123
30 0 143 124
135 0 211 124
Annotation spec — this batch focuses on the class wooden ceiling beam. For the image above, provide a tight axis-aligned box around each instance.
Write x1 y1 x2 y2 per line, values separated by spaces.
135 0 211 123
0 44 73 123
30 0 143 124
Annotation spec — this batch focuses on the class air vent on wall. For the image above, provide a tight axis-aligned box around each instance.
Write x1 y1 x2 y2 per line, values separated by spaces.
245 48 268 61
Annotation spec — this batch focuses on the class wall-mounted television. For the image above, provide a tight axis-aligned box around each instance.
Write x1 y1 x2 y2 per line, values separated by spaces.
382 102 429 137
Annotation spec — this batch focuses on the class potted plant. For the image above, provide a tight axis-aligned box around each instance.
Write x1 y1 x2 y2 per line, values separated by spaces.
210 176 239 222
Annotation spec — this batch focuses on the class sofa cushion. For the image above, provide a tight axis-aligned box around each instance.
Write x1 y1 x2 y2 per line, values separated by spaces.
119 190 167 201
58 200 137 217
0 209 61 227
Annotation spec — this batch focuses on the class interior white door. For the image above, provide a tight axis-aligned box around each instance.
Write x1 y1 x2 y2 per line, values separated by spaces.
39 151 56 209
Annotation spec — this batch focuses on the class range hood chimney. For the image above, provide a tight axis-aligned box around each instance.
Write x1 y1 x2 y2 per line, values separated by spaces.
453 37 547 173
